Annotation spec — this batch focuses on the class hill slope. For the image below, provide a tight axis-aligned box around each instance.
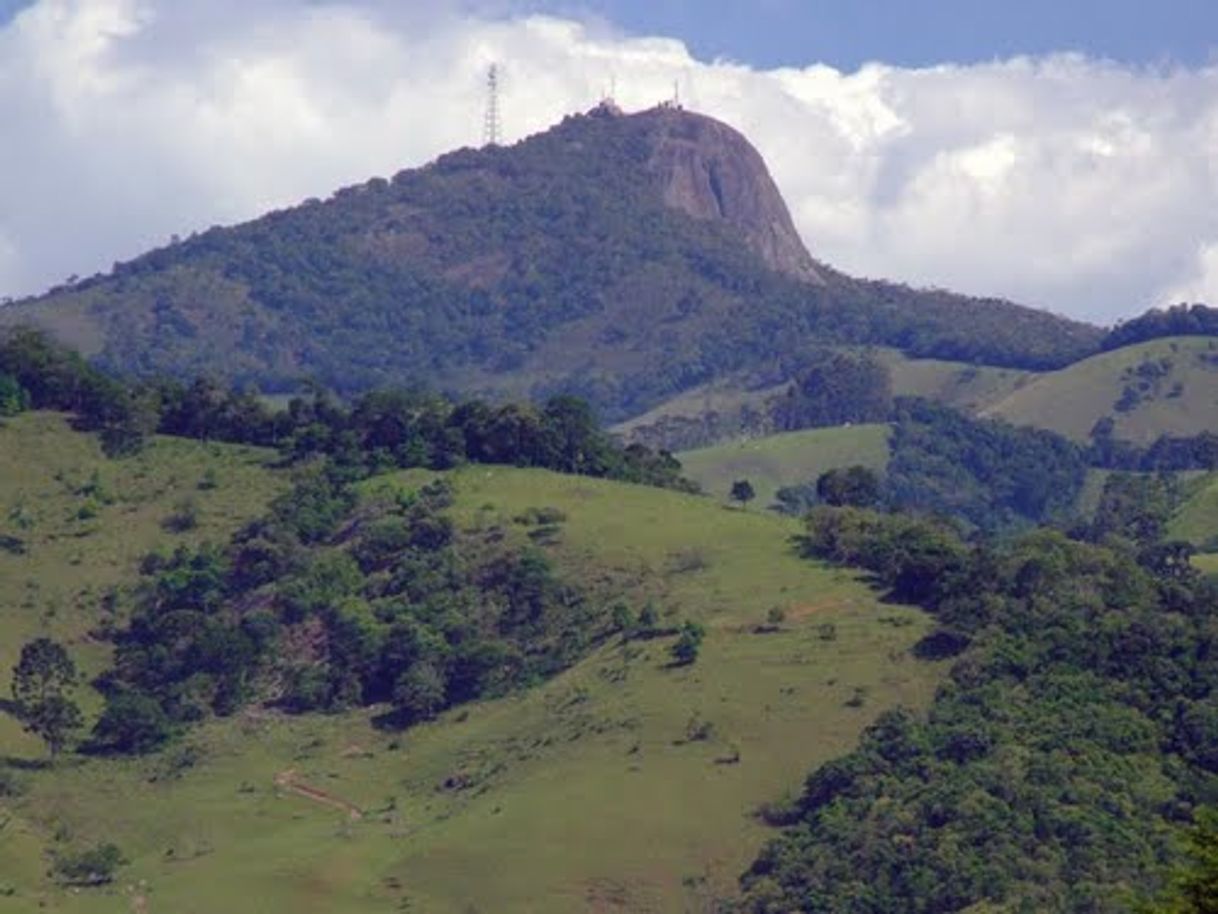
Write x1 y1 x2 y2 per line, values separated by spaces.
983 336 1218 444
1 106 1100 420
0 424 944 912
678 424 891 508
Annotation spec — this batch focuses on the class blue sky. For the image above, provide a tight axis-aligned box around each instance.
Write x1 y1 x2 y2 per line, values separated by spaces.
527 0 1218 70
4 0 1216 70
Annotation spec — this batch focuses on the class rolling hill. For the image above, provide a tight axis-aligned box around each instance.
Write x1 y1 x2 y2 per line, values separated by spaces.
0 417 944 913
982 336 1218 444
0 105 1100 421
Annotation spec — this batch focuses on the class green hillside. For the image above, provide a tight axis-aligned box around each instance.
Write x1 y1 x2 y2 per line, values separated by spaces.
0 447 942 912
677 424 891 508
0 413 282 754
983 336 1218 444
2 108 1099 422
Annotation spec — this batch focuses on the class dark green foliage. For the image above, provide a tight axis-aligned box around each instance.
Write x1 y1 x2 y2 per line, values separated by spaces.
9 638 82 757
1149 808 1218 913
9 112 1100 421
392 662 447 723
50 842 128 887
97 464 616 747
740 509 1218 913
1085 473 1178 545
0 372 28 416
885 398 1088 532
1103 304 1218 350
670 621 706 666
773 352 892 432
89 693 173 754
730 479 756 506
816 466 881 508
772 482 819 517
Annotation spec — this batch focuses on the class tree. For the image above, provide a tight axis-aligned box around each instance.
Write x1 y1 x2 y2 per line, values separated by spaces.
10 638 82 757
90 692 172 754
731 479 756 508
0 373 28 416
392 662 447 723
816 466 881 508
670 621 706 666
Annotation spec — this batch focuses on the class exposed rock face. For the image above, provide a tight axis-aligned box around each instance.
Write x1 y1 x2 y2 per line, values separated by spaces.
639 108 823 284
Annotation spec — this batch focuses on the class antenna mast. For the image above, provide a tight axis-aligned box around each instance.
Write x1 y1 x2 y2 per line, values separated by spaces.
483 63 502 146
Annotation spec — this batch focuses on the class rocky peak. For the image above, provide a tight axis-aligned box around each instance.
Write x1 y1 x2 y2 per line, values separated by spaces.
634 107 823 284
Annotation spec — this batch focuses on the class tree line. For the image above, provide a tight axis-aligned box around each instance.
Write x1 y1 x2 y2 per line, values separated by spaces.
0 326 692 490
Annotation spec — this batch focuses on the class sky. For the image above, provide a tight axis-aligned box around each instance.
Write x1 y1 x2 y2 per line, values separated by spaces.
1 1 1217 324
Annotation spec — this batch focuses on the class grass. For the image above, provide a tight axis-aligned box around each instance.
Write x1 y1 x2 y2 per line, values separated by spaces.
3 463 945 914
983 336 1218 444
0 412 283 756
677 424 891 508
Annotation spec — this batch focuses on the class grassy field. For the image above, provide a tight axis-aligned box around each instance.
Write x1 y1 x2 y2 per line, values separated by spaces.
677 424 891 508
2 461 945 913
983 336 1218 444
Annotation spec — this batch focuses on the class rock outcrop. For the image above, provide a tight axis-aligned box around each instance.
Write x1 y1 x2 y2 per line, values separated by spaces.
639 107 823 284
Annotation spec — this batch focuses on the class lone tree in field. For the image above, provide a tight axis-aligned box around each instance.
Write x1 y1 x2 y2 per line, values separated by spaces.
10 638 83 757
730 479 756 509
670 621 707 667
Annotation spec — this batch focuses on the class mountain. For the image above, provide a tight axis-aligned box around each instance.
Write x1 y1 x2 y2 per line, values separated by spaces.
0 105 1101 420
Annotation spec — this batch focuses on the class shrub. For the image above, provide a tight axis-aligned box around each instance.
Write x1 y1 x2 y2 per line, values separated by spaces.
51 843 128 886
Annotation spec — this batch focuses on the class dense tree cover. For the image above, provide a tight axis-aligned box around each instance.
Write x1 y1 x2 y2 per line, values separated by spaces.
90 472 618 751
1103 304 1218 351
772 352 892 432
885 398 1088 532
816 466 882 508
0 327 693 490
1150 809 1218 913
1081 472 1180 547
7 110 1100 420
738 507 1218 913
1089 418 1218 473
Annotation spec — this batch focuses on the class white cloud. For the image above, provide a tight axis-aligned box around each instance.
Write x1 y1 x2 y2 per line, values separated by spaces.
2 0 1218 325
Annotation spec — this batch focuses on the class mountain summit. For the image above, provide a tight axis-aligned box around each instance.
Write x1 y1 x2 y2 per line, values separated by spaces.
1 105 1100 418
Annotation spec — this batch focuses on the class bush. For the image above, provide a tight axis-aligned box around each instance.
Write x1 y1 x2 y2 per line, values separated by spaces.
670 621 706 666
91 692 173 754
51 842 128 886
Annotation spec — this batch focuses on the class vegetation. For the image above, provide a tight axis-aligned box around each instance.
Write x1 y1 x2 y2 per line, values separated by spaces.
738 506 1218 913
985 336 1218 446
9 638 82 757
885 398 1088 532
1103 303 1218 350
678 424 891 511
5 110 1100 422
0 457 941 912
772 351 892 432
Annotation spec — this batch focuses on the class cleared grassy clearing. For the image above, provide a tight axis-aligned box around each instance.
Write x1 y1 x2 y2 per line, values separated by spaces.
677 424 891 509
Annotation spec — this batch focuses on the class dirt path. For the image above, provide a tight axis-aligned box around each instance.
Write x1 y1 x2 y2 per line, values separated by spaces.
273 769 363 820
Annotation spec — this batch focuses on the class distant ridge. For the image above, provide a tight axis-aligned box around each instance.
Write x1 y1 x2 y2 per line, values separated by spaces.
0 105 1102 419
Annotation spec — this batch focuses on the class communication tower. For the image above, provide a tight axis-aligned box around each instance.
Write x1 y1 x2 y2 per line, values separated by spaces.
483 63 502 146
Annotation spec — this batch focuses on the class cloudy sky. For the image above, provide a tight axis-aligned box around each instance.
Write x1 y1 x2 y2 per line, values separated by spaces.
1 0 1217 324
